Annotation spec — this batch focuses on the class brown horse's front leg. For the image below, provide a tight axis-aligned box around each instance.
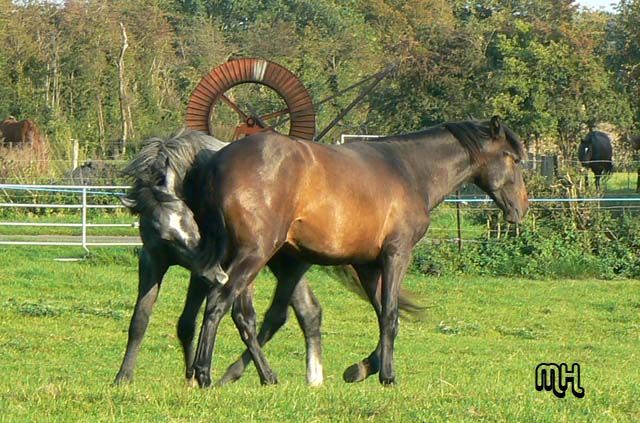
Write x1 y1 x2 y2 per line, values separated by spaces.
379 242 412 385
114 248 169 384
342 264 382 383
230 284 279 385
193 252 270 388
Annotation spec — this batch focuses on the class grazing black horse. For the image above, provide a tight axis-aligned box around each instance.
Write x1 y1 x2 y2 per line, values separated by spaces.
578 130 613 190
186 116 529 387
115 130 325 386
630 135 640 193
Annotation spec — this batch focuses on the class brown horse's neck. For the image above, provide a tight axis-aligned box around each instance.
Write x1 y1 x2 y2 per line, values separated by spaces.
374 130 478 211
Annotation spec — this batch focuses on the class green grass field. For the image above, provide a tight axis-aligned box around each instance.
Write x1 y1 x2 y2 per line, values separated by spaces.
1 247 639 422
601 171 639 195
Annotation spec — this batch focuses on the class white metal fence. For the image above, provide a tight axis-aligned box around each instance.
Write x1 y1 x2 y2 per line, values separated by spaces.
1 184 639 251
0 184 140 251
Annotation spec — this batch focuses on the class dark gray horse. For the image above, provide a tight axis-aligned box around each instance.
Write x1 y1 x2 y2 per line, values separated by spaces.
69 160 118 185
114 129 324 386
578 130 613 190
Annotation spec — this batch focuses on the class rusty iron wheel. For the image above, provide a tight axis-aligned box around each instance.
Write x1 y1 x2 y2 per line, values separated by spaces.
186 58 316 141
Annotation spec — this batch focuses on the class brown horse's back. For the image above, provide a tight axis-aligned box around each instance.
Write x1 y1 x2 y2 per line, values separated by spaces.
205 132 426 264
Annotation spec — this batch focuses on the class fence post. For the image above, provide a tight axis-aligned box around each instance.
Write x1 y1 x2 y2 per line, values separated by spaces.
455 190 462 251
81 187 89 253
72 139 79 170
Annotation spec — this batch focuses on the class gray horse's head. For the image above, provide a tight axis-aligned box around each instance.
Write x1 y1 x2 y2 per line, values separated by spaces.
121 129 227 266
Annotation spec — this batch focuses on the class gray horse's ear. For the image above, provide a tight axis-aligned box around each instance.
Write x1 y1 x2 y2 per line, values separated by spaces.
120 194 137 209
490 115 503 138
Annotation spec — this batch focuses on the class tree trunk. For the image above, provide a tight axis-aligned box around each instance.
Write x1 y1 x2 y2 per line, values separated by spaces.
116 22 134 156
97 93 105 155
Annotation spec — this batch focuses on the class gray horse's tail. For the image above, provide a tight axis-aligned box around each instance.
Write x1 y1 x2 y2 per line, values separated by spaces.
323 266 425 318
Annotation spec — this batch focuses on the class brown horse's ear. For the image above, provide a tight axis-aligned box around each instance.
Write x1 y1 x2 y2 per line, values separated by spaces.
490 115 503 138
120 194 137 209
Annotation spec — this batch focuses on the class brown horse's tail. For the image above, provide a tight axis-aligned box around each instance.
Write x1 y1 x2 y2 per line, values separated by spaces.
195 176 230 285
323 266 425 318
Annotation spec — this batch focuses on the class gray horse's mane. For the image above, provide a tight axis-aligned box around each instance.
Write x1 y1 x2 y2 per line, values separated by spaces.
122 128 227 186
121 129 227 214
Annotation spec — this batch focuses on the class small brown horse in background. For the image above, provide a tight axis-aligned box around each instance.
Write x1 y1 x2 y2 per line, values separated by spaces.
0 116 41 148
185 116 529 387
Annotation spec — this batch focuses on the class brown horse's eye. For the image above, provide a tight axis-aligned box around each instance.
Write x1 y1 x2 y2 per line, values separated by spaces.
504 151 520 164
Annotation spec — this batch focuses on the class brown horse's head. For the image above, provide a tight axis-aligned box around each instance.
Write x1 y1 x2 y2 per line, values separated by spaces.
472 116 529 223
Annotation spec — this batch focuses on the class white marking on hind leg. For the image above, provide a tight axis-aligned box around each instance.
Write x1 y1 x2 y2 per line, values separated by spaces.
307 349 323 387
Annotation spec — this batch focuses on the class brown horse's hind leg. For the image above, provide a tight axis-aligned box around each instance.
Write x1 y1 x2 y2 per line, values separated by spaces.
177 274 208 384
290 278 323 386
114 248 169 384
342 264 382 383
217 254 316 386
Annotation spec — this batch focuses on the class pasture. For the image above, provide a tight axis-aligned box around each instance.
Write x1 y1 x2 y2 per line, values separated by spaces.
1 247 638 422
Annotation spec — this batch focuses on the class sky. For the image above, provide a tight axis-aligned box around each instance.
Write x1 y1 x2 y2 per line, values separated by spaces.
576 0 618 12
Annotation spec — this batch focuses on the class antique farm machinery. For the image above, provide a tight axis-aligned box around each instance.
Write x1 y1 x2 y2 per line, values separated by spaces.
185 58 394 142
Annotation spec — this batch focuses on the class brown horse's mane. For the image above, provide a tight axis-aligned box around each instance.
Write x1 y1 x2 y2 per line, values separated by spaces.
445 120 527 163
373 119 527 164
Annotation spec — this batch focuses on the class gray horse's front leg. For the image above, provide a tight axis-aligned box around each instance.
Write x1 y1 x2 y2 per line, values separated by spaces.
176 274 208 383
114 248 169 384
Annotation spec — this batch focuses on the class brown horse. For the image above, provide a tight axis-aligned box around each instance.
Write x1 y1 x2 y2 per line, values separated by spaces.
186 116 529 387
0 116 40 148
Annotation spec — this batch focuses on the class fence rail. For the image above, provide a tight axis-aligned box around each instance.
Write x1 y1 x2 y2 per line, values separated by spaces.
1 184 639 251
0 184 140 251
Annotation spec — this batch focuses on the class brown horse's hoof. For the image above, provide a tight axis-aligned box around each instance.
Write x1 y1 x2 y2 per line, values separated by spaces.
379 375 396 386
343 362 369 383
195 370 211 388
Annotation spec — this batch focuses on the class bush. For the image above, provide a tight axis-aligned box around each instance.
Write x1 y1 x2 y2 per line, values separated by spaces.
411 206 640 280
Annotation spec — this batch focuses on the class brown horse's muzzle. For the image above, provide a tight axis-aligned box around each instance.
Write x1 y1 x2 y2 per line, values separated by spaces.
506 192 529 224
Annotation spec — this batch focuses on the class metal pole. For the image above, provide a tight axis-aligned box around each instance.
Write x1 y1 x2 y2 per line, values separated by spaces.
456 190 462 251
81 187 89 253
314 64 396 142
